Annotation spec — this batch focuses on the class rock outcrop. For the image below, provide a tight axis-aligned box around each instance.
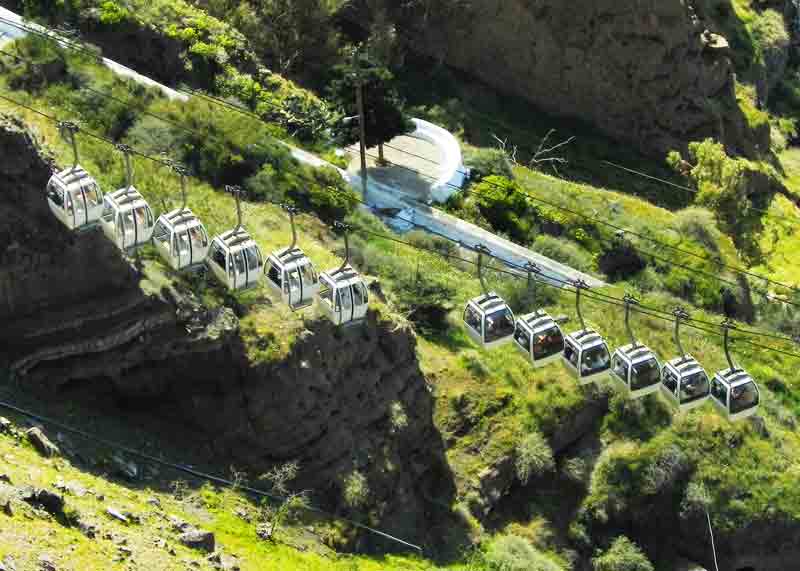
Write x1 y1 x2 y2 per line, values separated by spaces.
392 0 765 158
0 116 453 550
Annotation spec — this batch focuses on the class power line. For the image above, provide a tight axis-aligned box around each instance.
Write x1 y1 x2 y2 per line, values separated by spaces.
340 145 800 313
322 183 800 349
6 12 798 303
339 211 800 359
0 399 423 552
2 31 798 351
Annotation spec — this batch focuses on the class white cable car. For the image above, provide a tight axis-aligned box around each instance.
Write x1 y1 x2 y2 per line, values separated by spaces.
710 321 760 421
317 223 369 325
100 144 155 251
463 245 516 348
660 307 711 411
513 263 564 367
152 166 210 271
206 186 264 290
265 205 320 309
610 295 662 398
561 280 612 384
46 122 103 232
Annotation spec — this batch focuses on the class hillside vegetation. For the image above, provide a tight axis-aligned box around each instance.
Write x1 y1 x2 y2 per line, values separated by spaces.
3 1 800 570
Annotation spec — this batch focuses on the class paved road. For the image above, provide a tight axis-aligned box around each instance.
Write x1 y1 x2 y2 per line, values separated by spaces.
0 6 603 288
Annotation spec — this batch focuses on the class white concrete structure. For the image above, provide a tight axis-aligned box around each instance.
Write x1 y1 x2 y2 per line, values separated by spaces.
408 118 469 203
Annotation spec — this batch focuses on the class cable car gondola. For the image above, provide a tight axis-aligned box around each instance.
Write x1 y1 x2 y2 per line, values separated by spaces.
46 122 104 232
151 165 210 271
660 307 711 412
513 262 564 367
610 294 662 398
463 244 516 348
265 204 320 309
561 280 612 384
317 222 369 325
100 144 155 251
710 320 760 421
207 186 264 290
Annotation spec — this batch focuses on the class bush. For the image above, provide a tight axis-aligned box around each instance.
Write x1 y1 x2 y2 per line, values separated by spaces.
530 235 594 273
465 147 514 181
592 536 653 571
596 241 646 281
673 207 723 256
342 471 369 510
515 431 555 484
3 36 75 92
473 176 533 243
485 534 563 571
752 9 790 51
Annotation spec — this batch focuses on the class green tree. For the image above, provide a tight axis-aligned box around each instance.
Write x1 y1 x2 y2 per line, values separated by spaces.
667 139 780 262
328 50 414 163
592 536 654 571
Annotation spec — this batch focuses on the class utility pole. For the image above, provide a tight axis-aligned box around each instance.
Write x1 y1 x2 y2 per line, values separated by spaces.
353 47 369 201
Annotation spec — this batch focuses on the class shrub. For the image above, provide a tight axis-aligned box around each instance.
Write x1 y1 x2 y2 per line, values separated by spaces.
3 36 75 92
485 534 563 571
669 138 781 262
680 481 712 520
389 401 408 433
515 431 555 485
473 176 533 243
596 241 646 281
752 9 790 51
498 273 559 315
673 207 723 256
530 235 594 273
592 536 653 571
465 147 514 181
405 230 458 258
342 471 369 509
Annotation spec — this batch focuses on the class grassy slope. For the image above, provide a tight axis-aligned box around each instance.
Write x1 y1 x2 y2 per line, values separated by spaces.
0 411 445 570
756 148 800 286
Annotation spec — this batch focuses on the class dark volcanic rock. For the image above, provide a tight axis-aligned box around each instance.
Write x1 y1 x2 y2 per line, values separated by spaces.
26 428 60 458
22 488 65 518
394 0 767 158
0 113 454 550
179 529 215 553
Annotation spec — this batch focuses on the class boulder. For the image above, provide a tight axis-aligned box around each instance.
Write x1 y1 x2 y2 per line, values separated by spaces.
110 454 139 481
26 428 60 458
179 529 215 553
22 488 65 518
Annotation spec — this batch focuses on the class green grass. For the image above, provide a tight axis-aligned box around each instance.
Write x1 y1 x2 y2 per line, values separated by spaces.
0 413 467 570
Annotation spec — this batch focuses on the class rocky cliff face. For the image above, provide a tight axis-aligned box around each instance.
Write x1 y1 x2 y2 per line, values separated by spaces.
0 116 453 550
394 0 764 158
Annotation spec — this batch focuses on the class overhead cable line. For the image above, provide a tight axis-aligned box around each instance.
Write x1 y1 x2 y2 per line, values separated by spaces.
2 24 798 346
321 182 800 352
4 13 796 298
338 211 800 359
339 145 800 313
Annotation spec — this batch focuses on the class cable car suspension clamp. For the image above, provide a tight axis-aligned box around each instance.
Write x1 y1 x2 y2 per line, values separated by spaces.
474 244 491 296
672 306 690 361
573 279 589 333
334 221 352 271
623 293 640 348
116 143 134 189
721 318 739 373
58 121 80 168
